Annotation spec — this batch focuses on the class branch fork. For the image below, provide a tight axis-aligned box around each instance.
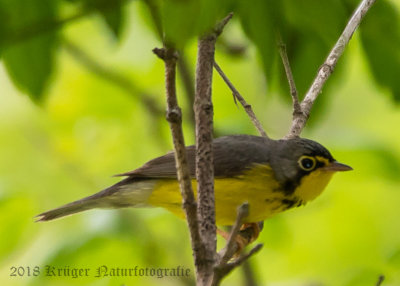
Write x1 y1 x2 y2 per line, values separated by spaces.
284 0 377 138
211 203 263 286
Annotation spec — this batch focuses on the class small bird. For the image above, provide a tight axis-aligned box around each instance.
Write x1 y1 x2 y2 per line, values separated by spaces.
37 135 352 226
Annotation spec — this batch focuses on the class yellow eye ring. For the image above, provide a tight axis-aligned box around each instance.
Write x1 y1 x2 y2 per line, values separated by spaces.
298 156 316 171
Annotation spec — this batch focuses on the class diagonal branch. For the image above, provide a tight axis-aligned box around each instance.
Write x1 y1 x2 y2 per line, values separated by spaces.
217 203 250 265
212 203 263 286
287 0 377 138
213 61 268 138
212 244 263 286
277 35 301 117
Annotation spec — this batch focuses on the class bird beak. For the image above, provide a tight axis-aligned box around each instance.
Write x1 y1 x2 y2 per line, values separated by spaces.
323 161 353 172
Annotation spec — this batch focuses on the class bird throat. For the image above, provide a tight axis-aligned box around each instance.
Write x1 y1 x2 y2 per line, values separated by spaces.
294 169 335 202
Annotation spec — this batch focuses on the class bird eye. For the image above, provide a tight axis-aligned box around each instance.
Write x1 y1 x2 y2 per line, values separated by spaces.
298 156 316 171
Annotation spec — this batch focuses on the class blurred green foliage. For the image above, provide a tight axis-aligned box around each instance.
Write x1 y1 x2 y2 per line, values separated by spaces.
1 0 400 285
0 0 57 100
0 0 400 103
360 0 400 101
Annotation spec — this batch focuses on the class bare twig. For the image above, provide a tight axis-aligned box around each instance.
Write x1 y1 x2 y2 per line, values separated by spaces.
375 275 385 286
218 203 249 265
194 13 233 286
213 61 268 138
277 35 301 116
212 204 262 286
212 244 263 286
287 0 377 138
214 13 234 36
153 47 204 278
64 39 163 116
221 244 262 270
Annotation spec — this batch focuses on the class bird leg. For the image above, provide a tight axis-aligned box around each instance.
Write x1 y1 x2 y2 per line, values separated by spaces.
239 222 261 244
217 222 261 255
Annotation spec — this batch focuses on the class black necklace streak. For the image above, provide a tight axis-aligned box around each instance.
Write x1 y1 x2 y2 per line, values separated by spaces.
282 180 298 195
281 166 313 196
281 198 303 210
278 172 308 210
281 198 297 209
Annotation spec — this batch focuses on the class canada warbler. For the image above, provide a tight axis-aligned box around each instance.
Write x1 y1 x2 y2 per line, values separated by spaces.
37 135 352 225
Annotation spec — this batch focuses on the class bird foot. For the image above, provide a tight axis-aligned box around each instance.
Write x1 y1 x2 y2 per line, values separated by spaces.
239 222 261 244
217 222 261 256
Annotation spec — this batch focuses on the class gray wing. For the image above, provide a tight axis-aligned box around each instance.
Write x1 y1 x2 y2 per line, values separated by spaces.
117 135 273 179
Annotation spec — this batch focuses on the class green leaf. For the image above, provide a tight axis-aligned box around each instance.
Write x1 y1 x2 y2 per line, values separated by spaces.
162 0 233 47
0 0 57 102
237 0 352 104
281 0 347 46
83 0 126 40
360 0 400 102
100 2 125 39
237 0 282 82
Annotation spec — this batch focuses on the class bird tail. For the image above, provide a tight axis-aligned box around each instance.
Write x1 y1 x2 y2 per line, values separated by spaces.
36 177 155 222
35 197 100 222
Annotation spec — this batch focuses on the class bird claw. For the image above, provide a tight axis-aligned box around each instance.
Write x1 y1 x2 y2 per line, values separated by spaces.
239 222 261 244
217 222 261 257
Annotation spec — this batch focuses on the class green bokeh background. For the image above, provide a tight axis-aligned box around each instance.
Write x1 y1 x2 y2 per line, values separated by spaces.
1 2 400 286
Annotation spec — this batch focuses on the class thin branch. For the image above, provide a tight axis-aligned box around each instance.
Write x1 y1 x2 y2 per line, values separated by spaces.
63 39 164 117
213 61 268 138
218 203 249 265
214 13 234 36
211 204 262 286
211 244 263 286
287 0 377 138
375 275 385 286
153 47 204 278
194 13 233 286
223 244 263 270
277 35 301 116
